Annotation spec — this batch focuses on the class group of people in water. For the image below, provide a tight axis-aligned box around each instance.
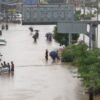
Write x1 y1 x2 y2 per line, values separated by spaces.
29 27 59 62
1 24 9 30
0 61 14 72
29 27 53 43
29 27 39 42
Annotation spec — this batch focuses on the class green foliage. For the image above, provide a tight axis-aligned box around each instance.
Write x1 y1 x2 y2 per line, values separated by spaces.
72 34 79 43
53 27 69 46
81 56 98 65
87 49 100 57
79 63 100 94
74 10 81 20
61 43 88 63
61 44 100 94
81 14 92 20
75 10 95 20
53 26 79 46
61 45 75 62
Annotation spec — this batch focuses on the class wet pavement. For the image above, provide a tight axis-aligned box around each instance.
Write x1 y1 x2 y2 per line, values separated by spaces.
0 24 99 100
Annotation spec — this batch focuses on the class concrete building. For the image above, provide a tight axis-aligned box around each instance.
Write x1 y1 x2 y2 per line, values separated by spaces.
67 0 99 7
67 0 80 7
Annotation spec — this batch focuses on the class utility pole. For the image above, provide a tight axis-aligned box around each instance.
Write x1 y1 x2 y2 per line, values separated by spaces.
83 0 85 42
96 0 99 48
89 23 92 49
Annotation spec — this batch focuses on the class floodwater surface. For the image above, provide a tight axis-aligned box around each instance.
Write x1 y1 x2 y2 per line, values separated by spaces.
0 24 99 100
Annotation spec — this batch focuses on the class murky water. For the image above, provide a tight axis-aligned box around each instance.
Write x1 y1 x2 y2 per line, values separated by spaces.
0 24 99 100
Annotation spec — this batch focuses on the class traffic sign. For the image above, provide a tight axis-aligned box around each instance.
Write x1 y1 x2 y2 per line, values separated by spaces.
57 22 87 33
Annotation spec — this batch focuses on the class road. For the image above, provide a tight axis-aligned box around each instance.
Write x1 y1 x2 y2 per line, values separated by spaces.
0 24 85 100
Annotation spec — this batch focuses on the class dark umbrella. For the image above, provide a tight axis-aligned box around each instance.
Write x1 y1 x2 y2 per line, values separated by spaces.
29 27 33 32
46 32 52 37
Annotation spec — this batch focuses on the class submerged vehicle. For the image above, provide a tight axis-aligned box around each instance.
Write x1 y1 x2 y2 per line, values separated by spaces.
0 67 9 73
0 38 7 45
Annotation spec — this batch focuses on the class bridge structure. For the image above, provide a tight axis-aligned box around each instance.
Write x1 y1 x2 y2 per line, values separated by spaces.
22 0 100 48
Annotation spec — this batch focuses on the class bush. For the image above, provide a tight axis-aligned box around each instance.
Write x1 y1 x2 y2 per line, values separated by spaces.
61 43 88 63
61 50 74 62
61 44 100 94
53 26 79 46
82 56 99 65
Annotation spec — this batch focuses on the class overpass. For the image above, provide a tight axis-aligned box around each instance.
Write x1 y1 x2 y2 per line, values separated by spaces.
22 1 100 48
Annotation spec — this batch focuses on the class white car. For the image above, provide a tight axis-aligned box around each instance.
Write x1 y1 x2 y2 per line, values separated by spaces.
0 16 3 21
0 38 7 45
13 13 22 19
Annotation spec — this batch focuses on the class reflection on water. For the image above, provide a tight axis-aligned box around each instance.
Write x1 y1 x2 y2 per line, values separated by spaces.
0 65 81 100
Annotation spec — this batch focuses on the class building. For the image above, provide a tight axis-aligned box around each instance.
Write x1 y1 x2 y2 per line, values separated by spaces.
67 0 80 7
67 0 99 7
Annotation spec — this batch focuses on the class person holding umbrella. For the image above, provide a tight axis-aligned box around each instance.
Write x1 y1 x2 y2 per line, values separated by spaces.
32 30 39 42
34 30 39 39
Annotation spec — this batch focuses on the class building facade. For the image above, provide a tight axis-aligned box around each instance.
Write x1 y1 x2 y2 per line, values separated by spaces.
67 0 99 7
67 0 80 6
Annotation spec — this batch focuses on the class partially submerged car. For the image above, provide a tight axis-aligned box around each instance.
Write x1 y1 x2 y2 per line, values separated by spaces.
0 38 7 45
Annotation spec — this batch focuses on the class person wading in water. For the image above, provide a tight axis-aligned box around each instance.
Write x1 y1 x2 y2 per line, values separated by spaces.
45 49 48 61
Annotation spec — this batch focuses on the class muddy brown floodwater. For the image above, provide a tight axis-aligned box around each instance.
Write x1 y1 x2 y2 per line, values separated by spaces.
0 24 100 100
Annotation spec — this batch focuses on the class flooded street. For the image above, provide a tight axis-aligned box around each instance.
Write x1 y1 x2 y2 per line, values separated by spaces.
0 24 99 100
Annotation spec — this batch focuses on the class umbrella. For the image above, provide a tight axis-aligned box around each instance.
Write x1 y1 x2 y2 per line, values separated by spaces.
46 32 52 36
29 27 33 32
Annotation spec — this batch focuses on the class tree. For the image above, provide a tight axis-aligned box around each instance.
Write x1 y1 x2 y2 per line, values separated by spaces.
61 43 100 95
53 26 79 46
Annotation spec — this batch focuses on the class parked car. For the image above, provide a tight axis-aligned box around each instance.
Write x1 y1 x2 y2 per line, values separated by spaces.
0 16 3 21
13 13 22 20
8 13 22 23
